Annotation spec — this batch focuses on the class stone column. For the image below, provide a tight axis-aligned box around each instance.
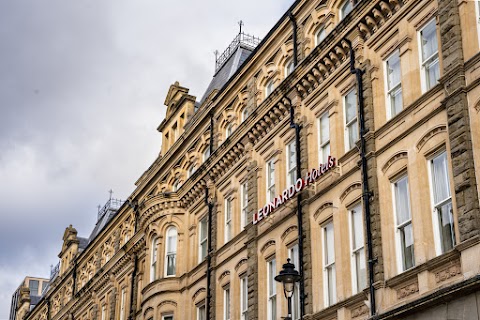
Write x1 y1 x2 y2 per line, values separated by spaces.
437 0 480 241
246 159 259 320
109 287 117 320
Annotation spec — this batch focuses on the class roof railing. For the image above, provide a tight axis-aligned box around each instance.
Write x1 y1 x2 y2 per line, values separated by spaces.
97 198 123 220
215 32 261 72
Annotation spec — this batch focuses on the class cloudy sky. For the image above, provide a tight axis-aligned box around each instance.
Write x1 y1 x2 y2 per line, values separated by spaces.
0 0 292 317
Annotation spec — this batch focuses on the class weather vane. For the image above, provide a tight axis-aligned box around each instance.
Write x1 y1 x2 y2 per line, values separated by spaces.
239 20 244 34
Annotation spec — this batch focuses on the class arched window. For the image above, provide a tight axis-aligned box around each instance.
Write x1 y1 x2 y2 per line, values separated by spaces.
225 124 233 139
265 80 274 98
188 163 196 178
340 0 353 20
150 236 158 282
241 108 249 122
203 147 211 162
165 227 177 276
315 27 326 46
173 179 181 192
285 60 294 78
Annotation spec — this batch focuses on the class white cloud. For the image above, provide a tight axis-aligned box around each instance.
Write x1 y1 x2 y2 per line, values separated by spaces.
0 0 293 318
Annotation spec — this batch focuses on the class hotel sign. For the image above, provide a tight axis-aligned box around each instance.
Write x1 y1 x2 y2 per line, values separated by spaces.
253 156 336 225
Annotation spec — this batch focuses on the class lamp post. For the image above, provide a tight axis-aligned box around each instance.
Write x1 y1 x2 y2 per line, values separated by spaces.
275 258 301 320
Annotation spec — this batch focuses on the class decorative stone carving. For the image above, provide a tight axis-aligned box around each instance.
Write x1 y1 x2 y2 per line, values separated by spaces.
396 281 419 299
351 304 369 318
435 262 461 283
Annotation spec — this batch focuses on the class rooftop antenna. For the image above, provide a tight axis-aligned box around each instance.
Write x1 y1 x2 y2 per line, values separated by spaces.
238 20 244 34
108 189 113 200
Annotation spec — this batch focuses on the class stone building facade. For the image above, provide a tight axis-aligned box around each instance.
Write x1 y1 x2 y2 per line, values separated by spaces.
20 0 480 319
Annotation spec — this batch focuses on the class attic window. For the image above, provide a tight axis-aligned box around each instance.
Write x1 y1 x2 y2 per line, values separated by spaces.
340 0 353 20
225 124 233 139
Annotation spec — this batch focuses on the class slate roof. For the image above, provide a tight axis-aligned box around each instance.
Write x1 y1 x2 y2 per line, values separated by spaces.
88 208 118 243
78 237 89 250
199 44 254 105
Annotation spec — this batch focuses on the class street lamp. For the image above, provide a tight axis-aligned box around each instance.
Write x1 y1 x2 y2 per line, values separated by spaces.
275 258 301 320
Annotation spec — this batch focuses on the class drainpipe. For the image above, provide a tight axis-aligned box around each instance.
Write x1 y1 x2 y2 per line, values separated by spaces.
289 102 305 319
205 188 213 320
128 254 138 320
289 11 305 319
345 39 377 316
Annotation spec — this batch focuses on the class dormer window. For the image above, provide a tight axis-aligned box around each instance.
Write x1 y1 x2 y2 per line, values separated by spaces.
285 60 294 78
265 80 274 98
315 27 326 46
340 0 353 20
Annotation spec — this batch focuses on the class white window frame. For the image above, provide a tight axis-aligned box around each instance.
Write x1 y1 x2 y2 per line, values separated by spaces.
267 258 277 320
349 203 366 294
120 288 126 320
288 244 301 320
266 159 276 202
428 151 456 256
344 88 358 152
418 19 440 93
241 182 248 230
224 286 231 320
318 112 330 164
197 304 206 320
164 227 177 277
265 80 274 98
162 315 174 320
285 59 294 78
150 237 158 282
286 140 297 186
240 275 248 320
392 175 415 272
199 217 208 263
101 304 106 320
315 27 326 46
225 198 232 243
323 221 336 307
384 50 403 119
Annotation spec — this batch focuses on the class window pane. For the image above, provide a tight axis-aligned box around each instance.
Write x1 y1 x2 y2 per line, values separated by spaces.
387 52 401 89
438 200 455 252
421 20 438 61
348 120 359 149
316 28 326 45
327 266 336 305
345 90 357 123
340 0 353 19
320 113 330 144
426 59 440 90
355 249 367 290
351 205 363 250
432 153 450 204
324 223 334 265
400 223 415 270
29 280 39 295
390 87 403 116
395 177 411 225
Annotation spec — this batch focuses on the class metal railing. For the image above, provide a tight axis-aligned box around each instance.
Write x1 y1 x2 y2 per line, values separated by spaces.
50 262 60 281
97 198 123 220
215 32 261 72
